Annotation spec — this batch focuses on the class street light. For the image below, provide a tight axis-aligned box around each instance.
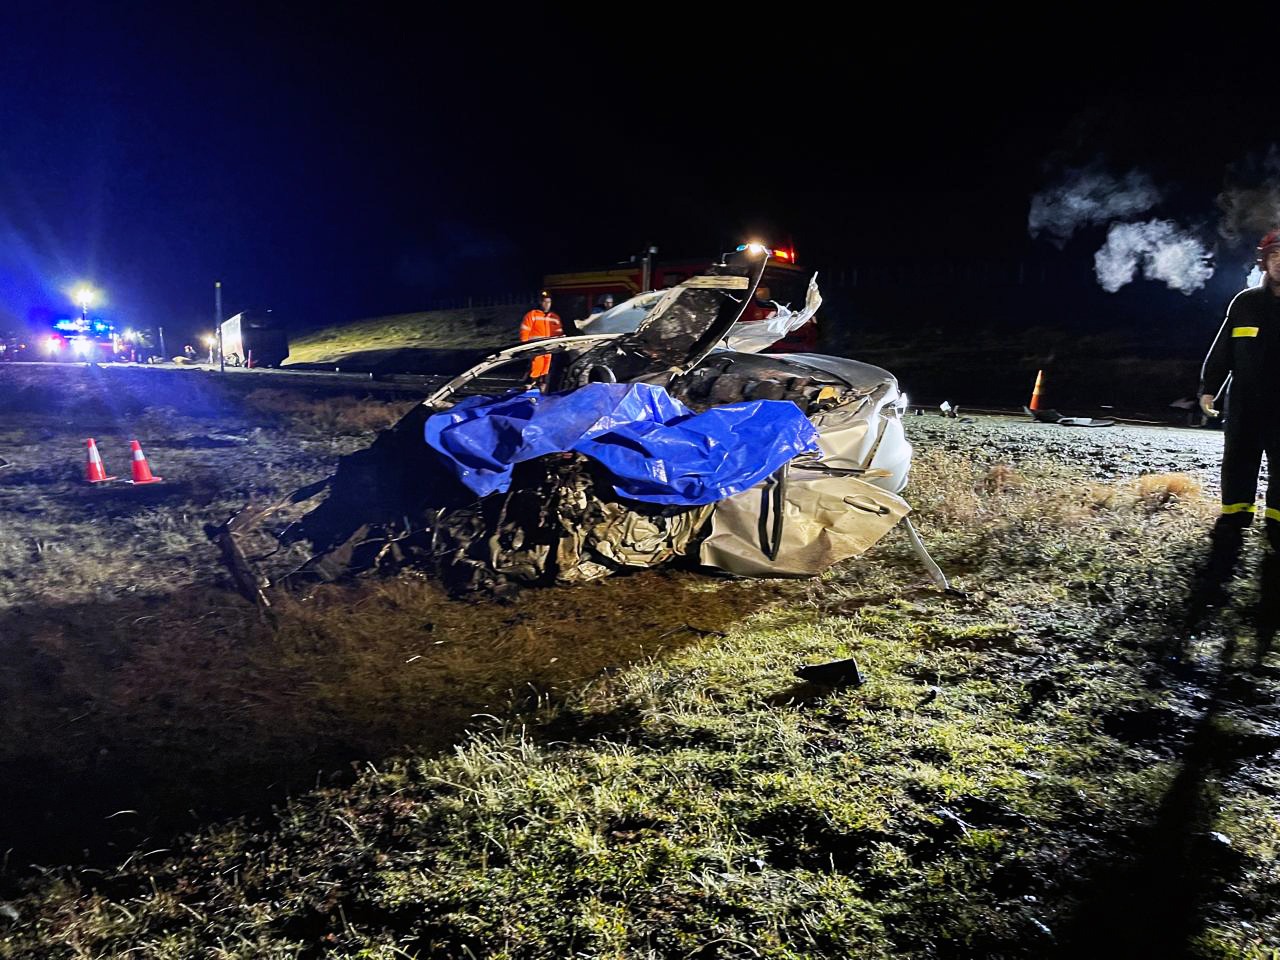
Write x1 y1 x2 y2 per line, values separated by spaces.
68 283 99 329
215 280 224 373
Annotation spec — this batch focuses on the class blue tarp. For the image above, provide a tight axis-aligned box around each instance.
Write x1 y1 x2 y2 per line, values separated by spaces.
423 382 819 505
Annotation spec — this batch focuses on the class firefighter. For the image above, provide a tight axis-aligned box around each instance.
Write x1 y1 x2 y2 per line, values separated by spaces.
519 290 563 386
1200 229 1280 548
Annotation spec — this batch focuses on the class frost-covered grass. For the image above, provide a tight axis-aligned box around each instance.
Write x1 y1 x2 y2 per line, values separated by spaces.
6 396 1277 959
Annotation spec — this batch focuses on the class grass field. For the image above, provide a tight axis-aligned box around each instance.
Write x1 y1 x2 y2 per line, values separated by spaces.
2 364 1278 959
282 307 525 369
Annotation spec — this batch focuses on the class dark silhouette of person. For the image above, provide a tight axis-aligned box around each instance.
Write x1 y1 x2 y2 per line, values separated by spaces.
1200 229 1280 552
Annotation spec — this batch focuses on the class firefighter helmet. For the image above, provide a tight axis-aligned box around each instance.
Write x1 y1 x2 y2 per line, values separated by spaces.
1256 230 1280 265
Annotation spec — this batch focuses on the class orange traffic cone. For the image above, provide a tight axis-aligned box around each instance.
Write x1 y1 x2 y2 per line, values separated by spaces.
84 438 117 483
126 439 163 484
1028 369 1045 411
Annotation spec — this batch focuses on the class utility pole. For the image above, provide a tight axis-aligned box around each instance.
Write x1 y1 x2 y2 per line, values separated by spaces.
641 245 658 292
215 281 224 373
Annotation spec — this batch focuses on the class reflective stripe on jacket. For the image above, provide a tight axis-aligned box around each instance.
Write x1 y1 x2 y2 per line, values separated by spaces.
519 310 563 342
1200 284 1280 407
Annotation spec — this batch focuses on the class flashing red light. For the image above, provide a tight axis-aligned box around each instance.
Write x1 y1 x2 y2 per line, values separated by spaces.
735 242 800 262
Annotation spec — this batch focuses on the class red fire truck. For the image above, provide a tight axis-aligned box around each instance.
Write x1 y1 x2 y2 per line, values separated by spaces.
541 243 818 352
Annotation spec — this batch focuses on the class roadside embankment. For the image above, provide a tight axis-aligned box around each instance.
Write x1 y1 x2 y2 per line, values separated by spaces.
283 305 526 370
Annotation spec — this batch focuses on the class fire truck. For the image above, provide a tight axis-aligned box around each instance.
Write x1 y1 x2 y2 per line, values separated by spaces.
40 316 143 362
541 243 818 352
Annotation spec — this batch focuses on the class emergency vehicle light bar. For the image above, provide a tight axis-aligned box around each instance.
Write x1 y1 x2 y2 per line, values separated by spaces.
735 243 797 263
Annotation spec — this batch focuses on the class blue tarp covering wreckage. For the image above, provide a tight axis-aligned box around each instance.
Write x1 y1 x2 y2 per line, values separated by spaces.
423 382 820 505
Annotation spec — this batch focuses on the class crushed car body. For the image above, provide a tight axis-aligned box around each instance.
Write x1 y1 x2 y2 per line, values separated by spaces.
220 247 943 602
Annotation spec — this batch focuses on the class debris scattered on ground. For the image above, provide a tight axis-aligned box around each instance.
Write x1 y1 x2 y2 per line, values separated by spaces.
795 656 864 687
1025 406 1115 427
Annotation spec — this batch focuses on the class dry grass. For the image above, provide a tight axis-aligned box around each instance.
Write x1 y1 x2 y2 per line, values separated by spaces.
0 383 798 874
5 440 1255 958
283 307 522 364
6 370 1276 960
912 454 1214 535
979 461 1023 495
1133 471 1203 508
241 388 419 435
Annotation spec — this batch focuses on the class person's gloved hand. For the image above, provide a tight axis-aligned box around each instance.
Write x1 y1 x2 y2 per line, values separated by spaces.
1200 393 1220 418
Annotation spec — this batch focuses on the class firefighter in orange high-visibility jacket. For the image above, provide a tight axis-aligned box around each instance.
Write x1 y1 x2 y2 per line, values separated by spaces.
1200 230 1280 550
519 290 563 384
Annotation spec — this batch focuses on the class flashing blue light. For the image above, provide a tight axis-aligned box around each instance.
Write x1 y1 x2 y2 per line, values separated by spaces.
54 319 80 331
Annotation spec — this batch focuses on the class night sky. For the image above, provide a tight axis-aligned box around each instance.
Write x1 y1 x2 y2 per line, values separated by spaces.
2 8 1276 348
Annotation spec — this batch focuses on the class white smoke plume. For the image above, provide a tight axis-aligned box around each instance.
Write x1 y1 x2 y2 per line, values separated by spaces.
1216 145 1280 247
1094 220 1215 294
1028 167 1162 246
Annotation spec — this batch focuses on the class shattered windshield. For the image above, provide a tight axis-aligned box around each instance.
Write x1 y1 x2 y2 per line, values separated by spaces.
565 273 755 383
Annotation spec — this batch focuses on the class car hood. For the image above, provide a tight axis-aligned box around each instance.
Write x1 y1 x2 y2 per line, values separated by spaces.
564 251 768 384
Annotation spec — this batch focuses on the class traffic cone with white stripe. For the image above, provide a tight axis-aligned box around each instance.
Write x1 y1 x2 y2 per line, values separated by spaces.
126 439 163 485
1028 369 1045 412
84 438 117 483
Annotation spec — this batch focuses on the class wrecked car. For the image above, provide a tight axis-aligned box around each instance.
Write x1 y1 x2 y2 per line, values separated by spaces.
220 248 947 602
